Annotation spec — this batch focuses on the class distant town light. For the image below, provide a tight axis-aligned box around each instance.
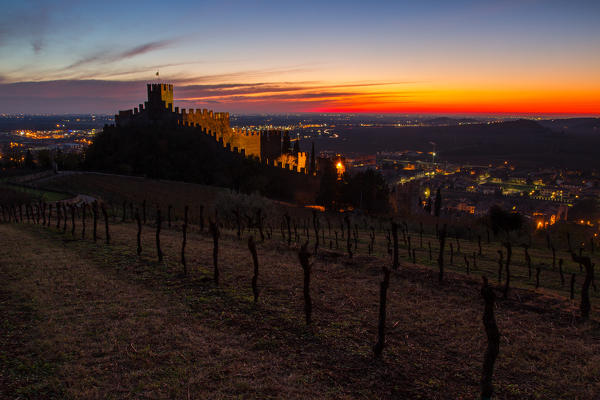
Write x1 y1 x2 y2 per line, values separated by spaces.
335 160 345 178
537 221 544 229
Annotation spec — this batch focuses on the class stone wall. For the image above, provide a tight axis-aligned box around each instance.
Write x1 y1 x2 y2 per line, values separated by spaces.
115 83 309 175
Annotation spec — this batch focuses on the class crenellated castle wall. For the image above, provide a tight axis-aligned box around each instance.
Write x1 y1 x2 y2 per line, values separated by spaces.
115 83 310 174
180 108 230 140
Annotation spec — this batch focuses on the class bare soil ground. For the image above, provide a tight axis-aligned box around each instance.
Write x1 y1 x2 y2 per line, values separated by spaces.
1 218 599 399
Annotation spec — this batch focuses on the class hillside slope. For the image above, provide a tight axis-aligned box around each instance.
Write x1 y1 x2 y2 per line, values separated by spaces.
313 120 600 168
1 220 599 399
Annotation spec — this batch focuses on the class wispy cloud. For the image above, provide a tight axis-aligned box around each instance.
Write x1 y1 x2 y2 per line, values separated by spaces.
175 81 414 105
0 64 311 88
65 39 178 70
175 67 316 85
177 81 401 96
171 80 420 113
0 1 54 54
119 41 174 59
0 78 417 114
31 38 44 54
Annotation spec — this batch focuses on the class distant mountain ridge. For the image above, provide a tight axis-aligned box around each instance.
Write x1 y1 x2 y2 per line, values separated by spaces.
538 118 600 135
424 117 480 125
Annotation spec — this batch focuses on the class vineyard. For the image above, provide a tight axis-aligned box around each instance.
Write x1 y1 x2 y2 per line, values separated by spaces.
1 172 599 399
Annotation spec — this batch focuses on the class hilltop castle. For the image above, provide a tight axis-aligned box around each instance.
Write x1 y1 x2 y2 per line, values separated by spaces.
115 83 310 174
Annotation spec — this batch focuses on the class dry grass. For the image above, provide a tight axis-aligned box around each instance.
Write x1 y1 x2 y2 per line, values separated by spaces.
1 217 599 399
35 172 600 301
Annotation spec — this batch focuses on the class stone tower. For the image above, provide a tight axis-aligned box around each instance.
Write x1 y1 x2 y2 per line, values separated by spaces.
147 83 173 113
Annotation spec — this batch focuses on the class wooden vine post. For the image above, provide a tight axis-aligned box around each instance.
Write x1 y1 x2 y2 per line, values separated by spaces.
480 276 500 400
391 221 399 270
181 205 188 275
570 252 594 321
248 236 259 303
92 202 98 242
210 220 220 285
62 203 67 233
503 242 512 298
437 224 447 282
135 208 142 256
312 210 320 255
285 213 292 246
345 215 353 259
156 208 163 262
298 242 312 325
71 205 76 236
101 203 110 244
373 266 391 358
56 203 61 229
81 203 86 239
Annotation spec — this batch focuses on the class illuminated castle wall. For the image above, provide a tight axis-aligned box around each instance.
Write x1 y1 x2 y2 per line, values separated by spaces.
115 84 310 173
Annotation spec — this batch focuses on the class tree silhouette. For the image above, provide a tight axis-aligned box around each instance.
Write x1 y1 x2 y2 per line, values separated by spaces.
489 205 523 236
310 142 316 174
282 132 291 154
316 162 339 210
340 169 389 214
424 197 432 214
24 150 35 169
434 187 442 217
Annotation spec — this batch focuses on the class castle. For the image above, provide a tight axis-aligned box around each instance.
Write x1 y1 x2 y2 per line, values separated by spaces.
115 83 310 174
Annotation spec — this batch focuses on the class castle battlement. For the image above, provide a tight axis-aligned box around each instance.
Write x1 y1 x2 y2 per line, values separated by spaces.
114 83 310 175
147 83 173 112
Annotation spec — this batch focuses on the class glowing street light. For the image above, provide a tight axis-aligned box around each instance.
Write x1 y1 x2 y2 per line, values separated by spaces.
335 160 345 178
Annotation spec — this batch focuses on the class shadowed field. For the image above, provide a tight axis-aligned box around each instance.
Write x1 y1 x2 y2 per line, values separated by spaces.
29 171 600 300
1 217 599 399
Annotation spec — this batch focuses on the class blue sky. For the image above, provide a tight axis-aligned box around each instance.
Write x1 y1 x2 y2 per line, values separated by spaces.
1 0 599 114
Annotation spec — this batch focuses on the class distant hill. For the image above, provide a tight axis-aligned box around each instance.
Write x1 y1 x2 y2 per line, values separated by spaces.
538 118 600 135
314 119 600 169
424 117 480 125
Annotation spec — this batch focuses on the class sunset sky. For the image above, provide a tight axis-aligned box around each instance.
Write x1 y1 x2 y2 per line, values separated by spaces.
1 0 599 115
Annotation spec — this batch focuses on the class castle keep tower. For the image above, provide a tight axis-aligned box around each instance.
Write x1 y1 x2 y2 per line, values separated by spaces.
147 83 173 113
115 83 177 126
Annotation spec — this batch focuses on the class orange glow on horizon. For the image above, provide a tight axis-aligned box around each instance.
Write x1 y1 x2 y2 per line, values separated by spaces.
304 86 600 115
178 81 600 115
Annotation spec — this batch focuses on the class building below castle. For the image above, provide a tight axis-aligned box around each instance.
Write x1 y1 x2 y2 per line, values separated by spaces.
115 83 310 173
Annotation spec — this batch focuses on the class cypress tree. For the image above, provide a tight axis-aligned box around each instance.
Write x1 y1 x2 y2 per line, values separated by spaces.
282 131 291 154
310 142 316 174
